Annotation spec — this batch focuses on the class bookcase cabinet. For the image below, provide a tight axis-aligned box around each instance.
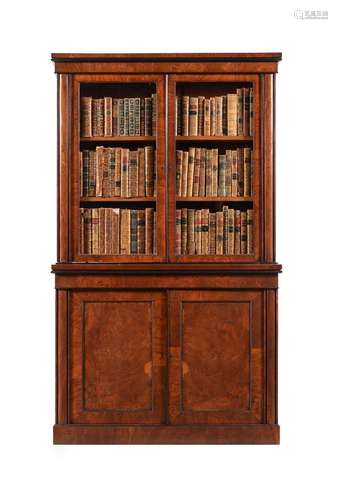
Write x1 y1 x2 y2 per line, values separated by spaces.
52 53 282 444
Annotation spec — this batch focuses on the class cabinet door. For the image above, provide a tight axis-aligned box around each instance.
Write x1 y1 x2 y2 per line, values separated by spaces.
168 290 264 424
69 290 166 424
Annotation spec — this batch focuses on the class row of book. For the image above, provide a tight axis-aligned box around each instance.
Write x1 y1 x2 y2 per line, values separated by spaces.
81 96 157 137
80 208 156 255
175 89 253 136
176 207 253 255
80 146 156 198
176 147 252 198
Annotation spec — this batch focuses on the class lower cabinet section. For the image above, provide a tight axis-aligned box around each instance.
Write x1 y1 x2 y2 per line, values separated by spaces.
55 280 279 444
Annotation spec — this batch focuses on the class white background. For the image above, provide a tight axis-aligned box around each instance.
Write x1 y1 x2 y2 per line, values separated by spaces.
0 0 337 498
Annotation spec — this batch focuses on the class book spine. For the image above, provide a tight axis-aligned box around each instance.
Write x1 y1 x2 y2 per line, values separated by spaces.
181 208 188 255
237 147 244 196
145 146 154 197
211 148 218 196
145 208 154 254
243 88 249 136
137 209 145 254
218 154 226 196
234 209 241 254
240 210 247 255
223 205 228 254
175 209 182 255
187 147 195 197
249 88 254 136
193 148 201 196
144 97 152 136
244 147 252 197
81 97 92 137
181 151 189 197
114 148 121 196
112 98 119 135
182 96 189 136
189 97 198 136
227 94 237 136
82 150 90 197
224 150 232 196
195 209 202 255
187 209 195 255
140 98 145 135
209 212 216 255
134 97 141 136
201 208 209 254
128 98 135 136
210 97 216 136
91 208 99 254
101 147 110 197
83 208 92 254
231 150 238 197
80 208 84 253
137 147 145 197
175 96 182 136
92 98 104 137
120 209 131 255
95 146 104 197
237 89 243 136
118 99 124 136
99 207 106 254
105 208 112 254
216 211 224 255
111 208 120 254
107 147 114 197
153 212 157 254
247 209 253 254
199 148 206 196
227 208 235 254
121 148 129 197
151 94 157 136
222 95 227 135
128 150 138 197
205 149 213 196
203 98 210 136
123 99 129 136
215 96 223 136
197 96 204 136
176 150 183 196
130 209 138 254
104 97 113 136
88 151 96 196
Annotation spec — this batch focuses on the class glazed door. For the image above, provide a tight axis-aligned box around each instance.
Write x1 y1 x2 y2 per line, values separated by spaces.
69 290 166 424
168 290 265 424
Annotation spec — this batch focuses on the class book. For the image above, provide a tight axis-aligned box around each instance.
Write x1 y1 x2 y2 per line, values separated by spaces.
99 207 106 254
215 96 223 136
95 146 104 197
121 148 129 197
91 208 99 254
130 209 138 254
111 208 120 254
128 150 138 197
211 148 218 196
197 96 204 135
209 212 216 254
145 146 154 196
182 96 189 136
175 209 182 255
240 210 247 254
234 209 241 254
181 151 189 197
193 148 201 196
199 148 206 196
227 208 235 254
189 97 198 136
244 147 251 196
187 209 195 255
145 208 154 254
203 98 211 136
201 208 209 254
247 208 253 254
134 97 141 136
181 208 188 254
175 96 182 135
120 209 131 255
137 210 145 254
176 150 183 196
227 94 237 136
128 98 135 136
81 97 92 137
237 88 243 135
138 147 145 197
218 154 226 196
144 97 152 135
104 97 112 136
151 94 157 135
187 147 195 197
92 98 104 136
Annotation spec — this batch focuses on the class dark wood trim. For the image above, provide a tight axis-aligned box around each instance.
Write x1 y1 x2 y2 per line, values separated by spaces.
53 424 280 444
52 263 282 274
56 290 68 424
54 62 279 75
263 75 274 262
266 290 277 423
52 53 282 63
58 75 70 262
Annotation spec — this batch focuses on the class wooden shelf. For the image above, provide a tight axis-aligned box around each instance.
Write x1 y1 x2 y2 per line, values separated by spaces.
176 196 253 202
176 135 253 142
81 197 156 203
80 136 155 142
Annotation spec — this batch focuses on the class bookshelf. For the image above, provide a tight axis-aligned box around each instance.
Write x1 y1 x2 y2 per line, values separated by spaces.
52 53 282 445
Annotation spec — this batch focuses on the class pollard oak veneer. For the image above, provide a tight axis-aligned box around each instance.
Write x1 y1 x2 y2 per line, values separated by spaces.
52 52 282 444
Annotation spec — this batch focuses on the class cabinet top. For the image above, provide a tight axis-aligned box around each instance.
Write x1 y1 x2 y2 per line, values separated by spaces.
51 52 282 63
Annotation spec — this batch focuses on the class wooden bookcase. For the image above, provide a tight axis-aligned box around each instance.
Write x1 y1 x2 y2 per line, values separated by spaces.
52 53 282 444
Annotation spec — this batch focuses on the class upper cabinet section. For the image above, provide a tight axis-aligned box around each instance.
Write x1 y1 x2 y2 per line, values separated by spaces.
54 54 281 264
